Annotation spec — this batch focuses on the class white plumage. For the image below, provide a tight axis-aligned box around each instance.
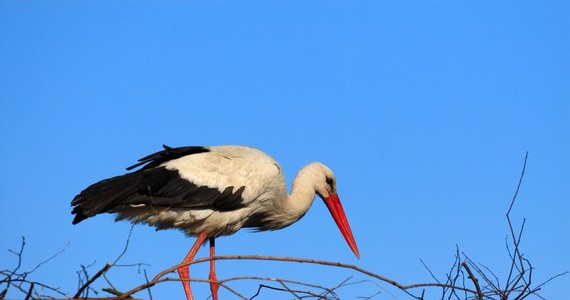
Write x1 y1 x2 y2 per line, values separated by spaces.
71 145 359 300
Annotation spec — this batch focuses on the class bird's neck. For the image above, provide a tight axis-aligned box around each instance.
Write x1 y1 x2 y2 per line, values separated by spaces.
288 185 315 217
257 164 319 230
285 166 319 221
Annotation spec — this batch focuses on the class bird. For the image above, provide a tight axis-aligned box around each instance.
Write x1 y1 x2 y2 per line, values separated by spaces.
71 144 360 300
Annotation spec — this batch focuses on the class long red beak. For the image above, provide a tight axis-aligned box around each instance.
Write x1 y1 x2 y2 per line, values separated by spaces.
323 193 360 258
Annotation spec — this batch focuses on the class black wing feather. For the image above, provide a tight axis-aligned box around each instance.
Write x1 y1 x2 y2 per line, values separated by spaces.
126 145 209 171
71 145 246 224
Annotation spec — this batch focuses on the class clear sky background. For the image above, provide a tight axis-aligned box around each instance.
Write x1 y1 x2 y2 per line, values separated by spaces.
1 1 568 299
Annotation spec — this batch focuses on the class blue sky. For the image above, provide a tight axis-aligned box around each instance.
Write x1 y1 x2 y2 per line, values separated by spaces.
1 1 568 299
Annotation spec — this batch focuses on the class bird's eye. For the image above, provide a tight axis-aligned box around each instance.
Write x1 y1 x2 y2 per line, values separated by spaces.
325 177 334 187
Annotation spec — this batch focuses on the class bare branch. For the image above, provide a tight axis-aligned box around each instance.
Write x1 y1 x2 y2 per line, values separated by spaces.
507 152 528 216
221 275 343 298
504 153 530 300
419 259 441 284
2 237 69 299
74 263 112 298
112 225 136 266
24 281 34 300
27 241 71 274
143 269 153 300
534 271 569 291
461 262 483 300
117 255 478 300
7 236 26 277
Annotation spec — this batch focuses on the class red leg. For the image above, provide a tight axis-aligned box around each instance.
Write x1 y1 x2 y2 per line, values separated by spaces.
209 238 219 300
178 232 208 300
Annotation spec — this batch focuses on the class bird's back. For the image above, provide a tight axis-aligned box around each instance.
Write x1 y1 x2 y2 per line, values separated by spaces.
169 145 284 201
71 145 287 237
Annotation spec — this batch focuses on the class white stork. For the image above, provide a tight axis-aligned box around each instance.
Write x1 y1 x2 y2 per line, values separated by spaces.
71 145 360 300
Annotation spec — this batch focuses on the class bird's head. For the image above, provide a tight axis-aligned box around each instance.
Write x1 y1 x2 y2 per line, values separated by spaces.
306 163 360 259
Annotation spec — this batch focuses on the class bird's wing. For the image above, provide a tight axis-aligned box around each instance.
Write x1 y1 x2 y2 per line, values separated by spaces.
164 145 283 202
125 145 209 171
71 145 281 224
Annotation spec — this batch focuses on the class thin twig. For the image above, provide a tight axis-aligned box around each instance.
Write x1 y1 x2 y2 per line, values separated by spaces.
506 152 528 216
534 271 569 291
2 238 69 299
7 237 26 277
461 262 483 300
419 259 440 284
505 152 529 299
222 275 340 297
73 263 112 298
321 276 351 299
143 269 153 300
253 283 327 299
28 241 71 275
112 225 136 266
445 247 464 300
276 280 304 299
